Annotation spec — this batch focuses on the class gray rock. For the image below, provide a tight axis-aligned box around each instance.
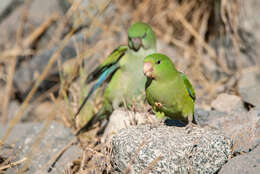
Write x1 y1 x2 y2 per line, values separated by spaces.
0 0 64 43
240 0 260 43
0 122 81 174
111 125 232 174
194 108 226 126
102 109 157 143
28 0 63 24
66 0 116 29
201 53 221 81
13 17 108 96
13 31 85 94
0 0 23 24
0 88 21 122
157 40 183 64
0 0 13 16
238 68 260 109
211 93 246 113
219 145 260 174
57 0 70 13
6 100 20 122
206 0 260 74
195 107 260 153
197 94 260 153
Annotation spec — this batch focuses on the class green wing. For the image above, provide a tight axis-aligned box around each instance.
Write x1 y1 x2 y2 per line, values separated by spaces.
86 45 128 83
74 45 128 117
179 72 196 101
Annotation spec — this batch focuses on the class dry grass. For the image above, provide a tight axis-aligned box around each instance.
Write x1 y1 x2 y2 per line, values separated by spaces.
0 0 248 173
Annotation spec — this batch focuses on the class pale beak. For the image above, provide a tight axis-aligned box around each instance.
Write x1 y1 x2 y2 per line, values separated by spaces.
143 62 154 78
131 37 142 51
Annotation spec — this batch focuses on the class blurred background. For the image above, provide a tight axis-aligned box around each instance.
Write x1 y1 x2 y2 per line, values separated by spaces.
0 0 259 173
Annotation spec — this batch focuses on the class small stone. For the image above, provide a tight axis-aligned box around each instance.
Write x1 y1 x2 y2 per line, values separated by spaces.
30 101 56 121
196 107 260 153
0 122 81 174
0 0 16 17
0 0 64 44
66 0 116 29
219 145 260 174
211 93 246 113
194 108 226 126
13 32 84 94
238 68 260 109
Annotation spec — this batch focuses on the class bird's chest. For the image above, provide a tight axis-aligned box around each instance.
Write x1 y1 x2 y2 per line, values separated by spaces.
146 82 181 114
118 54 145 85
105 53 146 107
120 53 142 73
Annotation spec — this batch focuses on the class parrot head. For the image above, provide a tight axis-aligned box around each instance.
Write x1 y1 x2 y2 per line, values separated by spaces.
143 53 178 80
128 22 156 51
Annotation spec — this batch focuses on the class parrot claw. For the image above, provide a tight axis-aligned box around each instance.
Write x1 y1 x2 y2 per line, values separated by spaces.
155 111 165 120
185 122 198 134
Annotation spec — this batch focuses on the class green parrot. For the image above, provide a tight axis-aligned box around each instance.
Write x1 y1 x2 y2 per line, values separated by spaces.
75 22 157 135
143 53 196 128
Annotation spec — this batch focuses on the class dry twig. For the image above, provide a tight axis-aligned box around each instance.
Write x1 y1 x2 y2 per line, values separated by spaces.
0 158 27 171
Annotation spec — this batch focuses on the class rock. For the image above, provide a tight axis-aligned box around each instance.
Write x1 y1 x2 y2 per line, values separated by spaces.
111 125 232 174
57 0 70 13
195 107 260 153
240 0 260 43
157 40 183 65
13 31 85 95
0 0 64 44
194 108 226 125
238 67 260 109
211 93 246 113
18 101 57 122
201 53 221 81
28 0 63 24
0 87 20 122
219 145 260 174
13 19 110 97
66 0 116 29
206 0 260 73
102 109 157 143
0 0 23 23
0 122 81 174
31 101 55 121
0 87 31 122
6 100 20 121
0 0 12 13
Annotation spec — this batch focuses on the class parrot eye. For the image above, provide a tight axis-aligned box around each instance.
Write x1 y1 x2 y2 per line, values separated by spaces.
156 60 161 64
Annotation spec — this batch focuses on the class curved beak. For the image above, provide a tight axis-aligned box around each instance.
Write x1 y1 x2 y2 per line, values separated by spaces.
143 62 154 78
131 37 142 51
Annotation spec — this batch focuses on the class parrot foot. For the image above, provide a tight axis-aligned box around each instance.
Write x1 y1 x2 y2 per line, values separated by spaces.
155 111 165 120
185 122 198 134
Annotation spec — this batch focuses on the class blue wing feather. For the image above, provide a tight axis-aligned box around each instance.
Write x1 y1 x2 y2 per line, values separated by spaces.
74 46 127 118
179 72 196 101
74 64 119 117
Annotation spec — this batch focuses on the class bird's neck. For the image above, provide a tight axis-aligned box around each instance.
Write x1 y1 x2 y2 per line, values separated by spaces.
129 47 155 57
156 69 179 83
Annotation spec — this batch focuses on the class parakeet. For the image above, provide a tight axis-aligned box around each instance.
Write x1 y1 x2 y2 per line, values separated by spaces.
143 53 196 128
75 22 157 135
